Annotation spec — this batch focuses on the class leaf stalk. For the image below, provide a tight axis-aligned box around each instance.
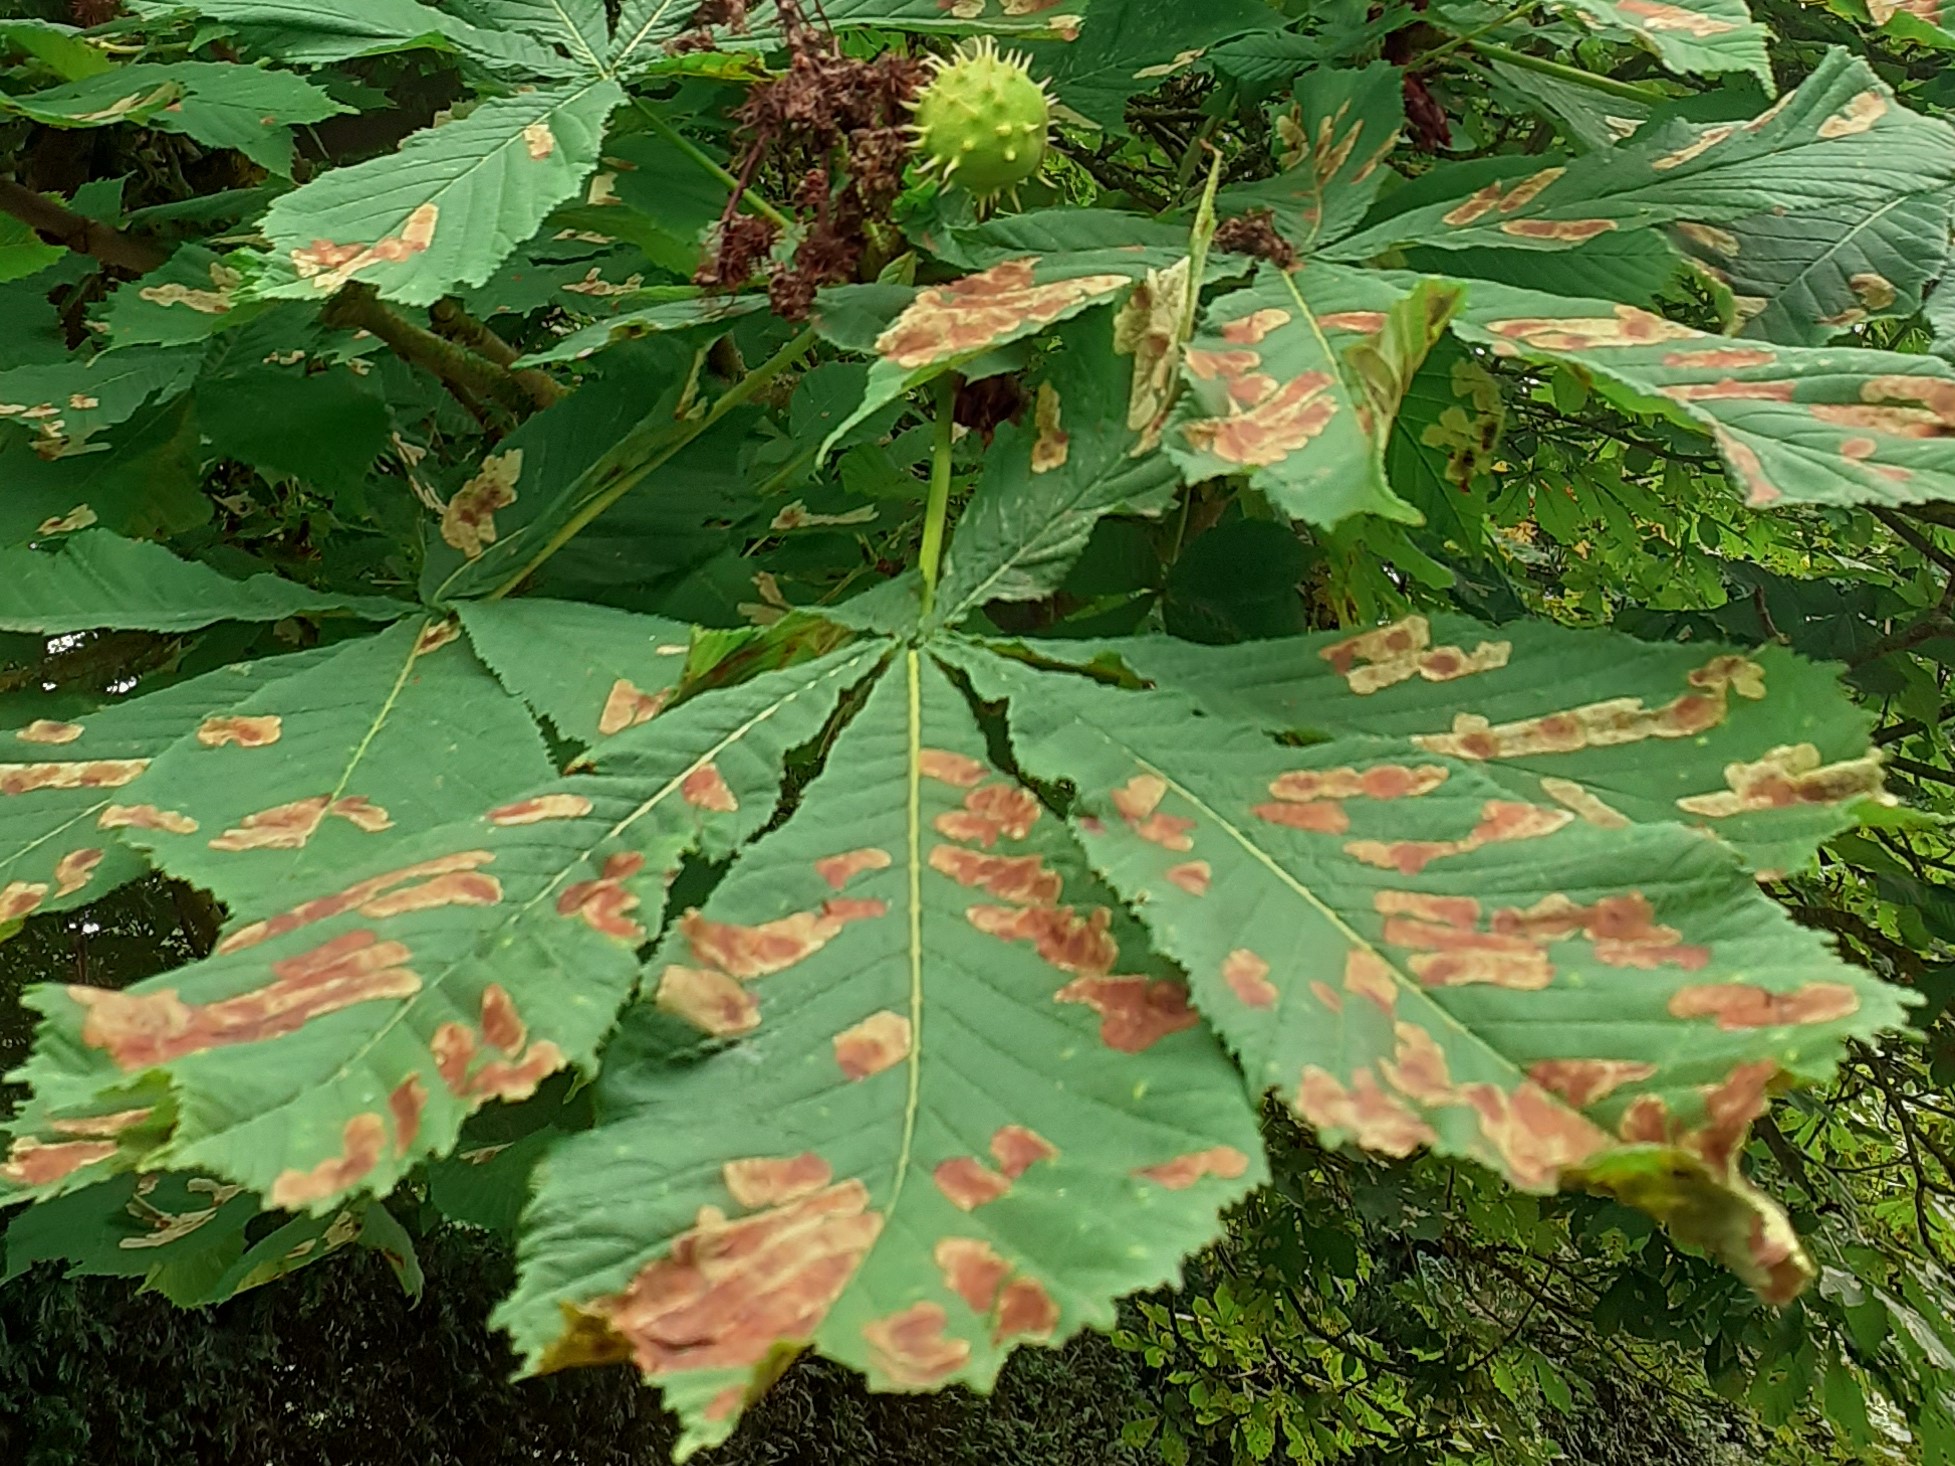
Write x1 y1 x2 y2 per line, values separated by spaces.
916 374 958 621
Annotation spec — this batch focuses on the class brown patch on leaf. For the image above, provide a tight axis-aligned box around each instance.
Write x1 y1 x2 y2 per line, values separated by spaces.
918 749 987 787
267 1113 387 1208
1136 1146 1250 1189
0 759 148 795
993 1277 1060 1344
1528 1059 1657 1107
558 851 649 942
991 1124 1057 1178
0 1136 118 1186
46 1107 153 1138
207 795 395 852
818 847 894 890
1440 167 1567 226
682 897 885 979
290 202 439 293
415 620 460 655
522 120 555 159
220 852 498 954
1676 743 1886 817
50 848 101 899
929 846 1061 904
681 762 738 813
480 984 526 1054
1030 382 1068 473
875 260 1130 370
1180 367 1338 467
486 793 594 825
1538 777 1630 829
196 715 281 748
1483 305 1701 352
1222 949 1277 1008
656 964 761 1036
1343 949 1398 1012
1165 860 1211 895
969 904 1117 976
1296 1066 1436 1155
1319 616 1510 695
441 450 522 560
1054 975 1198 1051
1220 308 1291 344
599 679 671 736
1269 764 1449 802
936 1237 1010 1313
1668 982 1860 1029
389 1075 426 1156
834 1009 911 1079
1252 799 1349 833
1347 800 1572 875
1498 218 1617 241
934 1156 1011 1210
0 881 46 922
99 803 198 834
1110 774 1194 849
935 783 1041 847
1818 90 1886 138
1651 124 1735 170
1662 347 1777 370
1413 658 1758 761
564 1181 881 1377
863 1301 970 1387
724 1153 833 1208
17 720 83 745
72 930 418 1070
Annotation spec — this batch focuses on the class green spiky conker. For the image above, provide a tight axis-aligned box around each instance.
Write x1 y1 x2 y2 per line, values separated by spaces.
910 39 1050 199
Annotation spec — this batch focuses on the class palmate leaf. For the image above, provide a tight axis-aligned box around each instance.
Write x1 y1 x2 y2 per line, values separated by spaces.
1333 51 1955 262
1672 191 1954 346
815 251 1177 457
0 61 350 174
132 0 571 71
1165 264 1459 526
501 652 1263 1453
0 531 410 633
1553 0 1772 87
1060 613 1882 875
0 346 202 450
2 630 885 1210
1021 0 1286 133
1216 63 1404 251
255 80 624 306
1447 278 1955 509
933 309 1179 624
954 641 1910 1300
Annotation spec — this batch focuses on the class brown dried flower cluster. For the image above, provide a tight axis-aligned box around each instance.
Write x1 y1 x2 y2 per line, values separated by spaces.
688 0 925 318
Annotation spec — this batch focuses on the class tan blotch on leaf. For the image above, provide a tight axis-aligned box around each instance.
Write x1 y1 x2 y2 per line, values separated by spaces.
441 450 522 560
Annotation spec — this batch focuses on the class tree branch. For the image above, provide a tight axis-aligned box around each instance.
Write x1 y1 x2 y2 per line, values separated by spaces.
0 176 164 272
429 297 564 410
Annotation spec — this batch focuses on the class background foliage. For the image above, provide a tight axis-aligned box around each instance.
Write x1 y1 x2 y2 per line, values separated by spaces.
6 0 1955 1460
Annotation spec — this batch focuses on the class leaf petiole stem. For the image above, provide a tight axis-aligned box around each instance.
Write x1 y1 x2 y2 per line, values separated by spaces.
1467 42 1668 103
630 97 792 231
916 374 958 621
485 328 816 600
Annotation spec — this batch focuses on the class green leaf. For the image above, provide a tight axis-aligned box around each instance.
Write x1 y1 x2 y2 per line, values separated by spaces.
256 79 625 306
1217 63 1403 251
1024 0 1286 132
1552 0 1771 87
195 358 392 492
97 246 267 347
1671 192 1953 345
935 310 1180 625
1166 264 1458 526
500 652 1263 1452
0 532 409 633
956 639 1910 1300
0 18 115 80
0 345 203 451
0 213 64 286
516 294 763 366
1076 612 1880 874
1 61 347 173
2 636 885 1211
1334 52 1955 261
460 598 696 746
134 0 570 71
609 0 1084 71
816 254 1158 457
1447 277 1955 509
